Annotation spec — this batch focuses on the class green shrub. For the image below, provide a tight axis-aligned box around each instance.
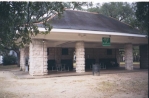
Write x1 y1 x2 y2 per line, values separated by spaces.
2 55 17 65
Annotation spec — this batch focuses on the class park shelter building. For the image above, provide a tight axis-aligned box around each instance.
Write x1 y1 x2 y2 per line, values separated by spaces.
20 10 148 76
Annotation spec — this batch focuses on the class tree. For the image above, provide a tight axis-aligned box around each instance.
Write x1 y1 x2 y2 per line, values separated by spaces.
0 1 89 66
0 2 64 48
3 55 17 65
87 2 138 29
135 2 149 35
88 2 134 21
0 2 65 66
63 2 93 10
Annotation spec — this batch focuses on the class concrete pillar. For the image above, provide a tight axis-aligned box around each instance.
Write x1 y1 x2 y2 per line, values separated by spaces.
75 41 85 73
20 48 25 71
20 47 29 71
124 44 133 70
29 39 48 76
140 45 148 69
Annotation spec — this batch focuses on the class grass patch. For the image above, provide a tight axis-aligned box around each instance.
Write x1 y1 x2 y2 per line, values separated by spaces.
0 65 18 69
97 81 117 92
95 77 148 95
121 80 148 93
120 62 140 64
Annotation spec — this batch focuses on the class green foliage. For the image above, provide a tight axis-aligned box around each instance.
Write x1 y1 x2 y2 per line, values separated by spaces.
87 2 148 34
63 2 91 10
0 2 88 66
87 7 100 13
135 2 149 35
2 55 17 65
0 2 89 51
0 2 65 51
88 2 134 22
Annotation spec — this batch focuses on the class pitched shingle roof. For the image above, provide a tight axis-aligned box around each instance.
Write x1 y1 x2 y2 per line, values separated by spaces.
37 9 141 34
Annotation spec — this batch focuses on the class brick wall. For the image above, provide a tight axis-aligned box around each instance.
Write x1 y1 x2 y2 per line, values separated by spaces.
75 42 85 73
125 44 133 70
29 39 48 76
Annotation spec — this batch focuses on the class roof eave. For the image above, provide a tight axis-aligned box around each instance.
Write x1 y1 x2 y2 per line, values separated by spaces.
38 28 147 38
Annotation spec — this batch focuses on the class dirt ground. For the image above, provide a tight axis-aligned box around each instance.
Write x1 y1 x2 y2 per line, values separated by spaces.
0 65 148 98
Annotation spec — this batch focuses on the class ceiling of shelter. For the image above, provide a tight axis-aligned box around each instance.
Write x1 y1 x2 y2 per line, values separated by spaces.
46 40 126 48
33 31 148 45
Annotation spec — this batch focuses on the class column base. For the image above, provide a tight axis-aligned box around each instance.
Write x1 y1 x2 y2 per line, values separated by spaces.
125 66 133 70
76 66 85 73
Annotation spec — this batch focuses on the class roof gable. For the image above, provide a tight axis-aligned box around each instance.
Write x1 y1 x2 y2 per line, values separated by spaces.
38 9 141 34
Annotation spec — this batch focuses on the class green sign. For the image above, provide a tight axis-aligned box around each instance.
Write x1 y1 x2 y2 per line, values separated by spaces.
102 37 110 46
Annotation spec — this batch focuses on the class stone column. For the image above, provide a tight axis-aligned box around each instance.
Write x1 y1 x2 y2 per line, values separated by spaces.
140 45 148 69
20 48 25 71
124 44 133 70
75 41 85 73
20 47 29 71
29 39 48 76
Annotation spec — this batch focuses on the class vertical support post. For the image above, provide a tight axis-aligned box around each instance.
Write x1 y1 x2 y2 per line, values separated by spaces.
29 39 48 76
75 41 85 73
20 47 29 71
125 44 133 70
20 48 25 71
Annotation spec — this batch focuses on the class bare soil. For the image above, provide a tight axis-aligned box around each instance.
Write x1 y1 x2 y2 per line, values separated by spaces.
0 65 148 98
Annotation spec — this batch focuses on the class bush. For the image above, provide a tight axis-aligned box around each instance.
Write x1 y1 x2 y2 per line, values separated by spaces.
2 55 17 65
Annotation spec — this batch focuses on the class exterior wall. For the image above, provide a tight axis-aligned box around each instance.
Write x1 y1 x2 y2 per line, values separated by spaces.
47 47 74 63
75 42 85 73
125 44 133 70
48 48 118 65
29 39 48 76
85 48 116 62
140 45 148 69
115 49 120 66
20 47 29 71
